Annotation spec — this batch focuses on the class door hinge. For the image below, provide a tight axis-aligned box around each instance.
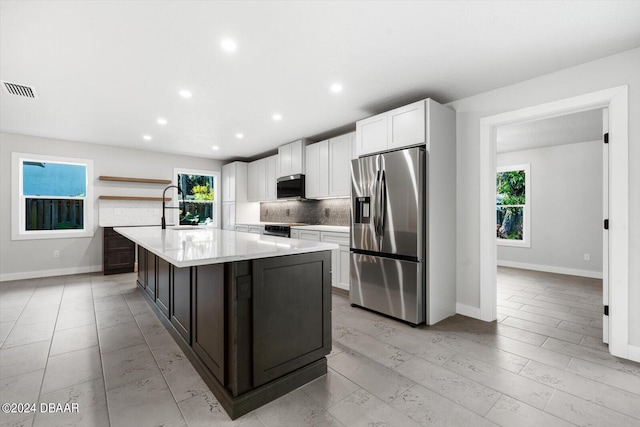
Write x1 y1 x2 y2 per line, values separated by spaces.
604 305 609 316
604 133 609 144
604 219 609 230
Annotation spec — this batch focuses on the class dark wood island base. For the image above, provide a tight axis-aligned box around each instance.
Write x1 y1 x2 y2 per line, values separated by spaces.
136 246 332 419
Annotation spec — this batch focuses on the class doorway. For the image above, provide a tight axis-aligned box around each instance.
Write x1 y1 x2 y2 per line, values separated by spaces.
478 86 630 359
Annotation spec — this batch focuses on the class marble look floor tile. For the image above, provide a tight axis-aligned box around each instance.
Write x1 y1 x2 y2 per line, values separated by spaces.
390 384 498 427
486 395 574 427
545 390 640 427
34 377 109 427
162 358 209 403
0 340 49 380
542 337 640 375
327 348 415 403
0 413 34 427
0 322 16 344
497 306 561 327
556 320 602 339
332 323 411 368
107 374 186 427
95 306 134 330
0 306 24 323
101 343 161 391
49 324 98 356
434 317 548 348
521 305 593 326
59 294 93 310
443 354 553 409
374 326 457 366
0 369 44 424
520 360 640 420
41 346 103 394
509 296 573 313
332 311 395 338
2 320 55 349
13 306 59 327
500 316 583 344
393 356 501 416
54 308 96 331
97 321 145 354
565 357 640 395
398 326 529 374
254 389 343 427
178 391 265 427
490 334 571 369
299 369 359 408
497 298 524 309
93 294 128 313
91 285 123 298
328 388 421 427
579 334 609 352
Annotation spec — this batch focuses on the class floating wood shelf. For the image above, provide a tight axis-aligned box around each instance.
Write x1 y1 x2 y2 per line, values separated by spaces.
99 196 170 201
99 176 172 185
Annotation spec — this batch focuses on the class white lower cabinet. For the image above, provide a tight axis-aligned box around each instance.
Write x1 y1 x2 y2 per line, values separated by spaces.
293 228 350 291
234 224 249 232
248 225 264 234
222 202 236 230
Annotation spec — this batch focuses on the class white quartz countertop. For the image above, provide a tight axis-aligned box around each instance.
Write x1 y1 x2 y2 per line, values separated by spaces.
291 225 350 233
114 226 338 268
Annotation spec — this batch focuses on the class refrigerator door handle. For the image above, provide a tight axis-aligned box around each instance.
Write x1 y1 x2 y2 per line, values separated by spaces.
379 169 386 237
373 170 381 237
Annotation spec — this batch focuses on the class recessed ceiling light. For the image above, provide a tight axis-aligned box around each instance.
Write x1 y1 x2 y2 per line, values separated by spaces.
330 83 343 93
236 133 244 139
179 89 192 98
272 113 282 121
157 118 167 125
211 145 220 150
143 135 152 141
220 38 237 52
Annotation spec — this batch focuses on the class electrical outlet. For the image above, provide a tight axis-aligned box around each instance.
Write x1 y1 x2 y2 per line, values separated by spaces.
53 250 60 258
584 253 590 261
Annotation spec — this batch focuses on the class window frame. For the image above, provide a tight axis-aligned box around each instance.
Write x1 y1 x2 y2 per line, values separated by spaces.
12 152 94 240
496 163 530 248
173 167 220 228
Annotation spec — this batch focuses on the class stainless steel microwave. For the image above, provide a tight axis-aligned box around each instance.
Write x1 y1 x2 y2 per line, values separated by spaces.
277 174 305 200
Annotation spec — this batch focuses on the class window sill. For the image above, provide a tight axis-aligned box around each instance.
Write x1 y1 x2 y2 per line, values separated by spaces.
497 238 530 248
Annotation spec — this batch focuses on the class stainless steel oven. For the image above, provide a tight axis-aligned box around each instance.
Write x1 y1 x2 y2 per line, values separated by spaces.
263 225 291 238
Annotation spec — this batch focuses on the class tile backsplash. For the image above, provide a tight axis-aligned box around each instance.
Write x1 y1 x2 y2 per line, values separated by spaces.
260 198 350 226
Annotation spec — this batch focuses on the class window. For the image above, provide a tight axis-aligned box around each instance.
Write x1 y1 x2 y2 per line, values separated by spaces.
174 168 220 227
496 164 530 247
12 153 94 240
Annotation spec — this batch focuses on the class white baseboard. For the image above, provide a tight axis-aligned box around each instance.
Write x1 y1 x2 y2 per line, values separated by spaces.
497 260 603 279
456 303 482 320
0 265 102 282
628 345 640 363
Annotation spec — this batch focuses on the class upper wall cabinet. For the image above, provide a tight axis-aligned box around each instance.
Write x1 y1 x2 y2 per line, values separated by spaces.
356 100 427 156
222 162 248 203
248 155 278 202
278 139 308 177
305 132 353 199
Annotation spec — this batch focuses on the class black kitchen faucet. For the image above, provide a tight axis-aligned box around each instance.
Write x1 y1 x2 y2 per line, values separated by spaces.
161 184 184 229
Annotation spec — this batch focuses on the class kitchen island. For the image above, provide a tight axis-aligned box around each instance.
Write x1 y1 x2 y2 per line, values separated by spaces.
114 226 337 419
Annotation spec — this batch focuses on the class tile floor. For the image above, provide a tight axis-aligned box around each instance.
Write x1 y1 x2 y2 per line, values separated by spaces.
1 267 639 426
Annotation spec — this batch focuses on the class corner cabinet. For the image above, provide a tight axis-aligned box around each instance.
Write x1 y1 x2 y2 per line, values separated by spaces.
356 100 427 156
278 139 308 177
305 132 353 199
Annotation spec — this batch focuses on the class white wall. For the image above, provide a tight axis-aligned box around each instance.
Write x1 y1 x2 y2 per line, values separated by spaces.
0 132 223 280
497 141 602 276
449 47 640 345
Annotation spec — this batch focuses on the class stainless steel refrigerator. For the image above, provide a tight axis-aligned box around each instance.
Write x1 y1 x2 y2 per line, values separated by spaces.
350 146 426 325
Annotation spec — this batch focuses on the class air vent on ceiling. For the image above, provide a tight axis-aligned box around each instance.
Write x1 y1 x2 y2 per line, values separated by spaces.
1 81 38 99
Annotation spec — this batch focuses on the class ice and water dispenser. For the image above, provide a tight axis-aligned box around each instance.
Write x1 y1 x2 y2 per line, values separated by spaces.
354 197 371 224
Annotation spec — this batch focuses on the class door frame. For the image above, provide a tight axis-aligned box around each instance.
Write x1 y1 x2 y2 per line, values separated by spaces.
478 86 630 359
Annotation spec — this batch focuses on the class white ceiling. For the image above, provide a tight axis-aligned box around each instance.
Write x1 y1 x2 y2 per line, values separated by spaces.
496 108 604 153
1 1 639 161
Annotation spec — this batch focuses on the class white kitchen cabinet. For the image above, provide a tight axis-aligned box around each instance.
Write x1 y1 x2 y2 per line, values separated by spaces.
222 202 235 230
356 100 427 156
319 231 350 291
221 162 259 230
297 230 320 241
248 156 277 202
265 155 278 201
305 140 329 199
290 229 299 239
305 132 353 199
248 225 264 234
329 132 353 197
234 224 249 232
278 139 307 177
